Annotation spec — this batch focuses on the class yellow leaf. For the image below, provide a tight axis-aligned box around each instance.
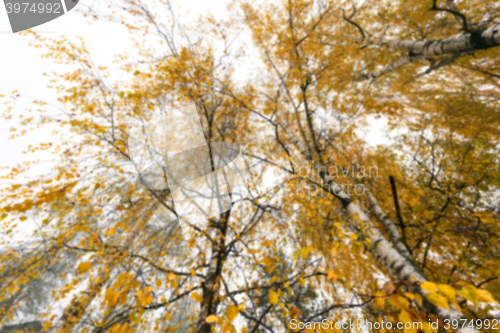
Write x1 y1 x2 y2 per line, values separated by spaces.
399 310 417 333
404 292 414 301
415 294 423 306
136 289 153 307
298 246 311 258
191 292 203 303
438 284 457 304
458 286 475 304
206 315 218 323
397 295 410 309
107 228 116 237
269 290 279 305
167 272 176 281
132 280 141 290
389 294 407 309
420 282 438 295
226 305 239 323
399 310 411 323
77 262 92 274
389 294 410 309
326 271 337 282
42 321 53 331
475 289 495 304
221 323 231 333
119 323 131 333
105 289 117 305
375 291 386 307
427 293 450 310
331 242 339 255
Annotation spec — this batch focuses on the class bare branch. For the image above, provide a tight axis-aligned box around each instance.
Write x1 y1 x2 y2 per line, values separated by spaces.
341 8 365 41
431 0 472 33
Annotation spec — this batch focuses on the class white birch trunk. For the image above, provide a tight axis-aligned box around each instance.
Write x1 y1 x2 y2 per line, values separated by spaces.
365 189 413 261
370 24 500 57
321 175 479 333
360 55 426 80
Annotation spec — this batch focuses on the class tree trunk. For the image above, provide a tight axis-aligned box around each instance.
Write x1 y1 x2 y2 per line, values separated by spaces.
0 321 42 333
196 212 230 333
320 174 479 333
371 24 500 57
365 189 413 261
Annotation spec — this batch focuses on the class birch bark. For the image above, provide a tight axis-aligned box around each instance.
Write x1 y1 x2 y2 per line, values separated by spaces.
320 174 479 333
370 24 500 57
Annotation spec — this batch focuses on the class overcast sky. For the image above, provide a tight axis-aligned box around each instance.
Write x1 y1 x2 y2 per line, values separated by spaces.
0 0 233 180
0 0 388 183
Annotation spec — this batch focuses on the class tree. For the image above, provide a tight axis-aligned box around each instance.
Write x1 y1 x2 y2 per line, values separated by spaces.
233 0 499 332
0 0 499 332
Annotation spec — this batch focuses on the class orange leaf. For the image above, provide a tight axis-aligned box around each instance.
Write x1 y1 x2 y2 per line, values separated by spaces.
77 262 92 274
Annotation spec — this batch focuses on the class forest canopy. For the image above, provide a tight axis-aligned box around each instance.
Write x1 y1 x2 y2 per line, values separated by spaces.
0 0 499 332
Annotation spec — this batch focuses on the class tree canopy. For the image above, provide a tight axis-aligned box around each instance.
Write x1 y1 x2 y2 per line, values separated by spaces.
0 0 499 332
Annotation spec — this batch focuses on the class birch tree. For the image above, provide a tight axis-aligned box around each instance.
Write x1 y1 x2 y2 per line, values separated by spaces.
233 0 500 332
0 0 499 332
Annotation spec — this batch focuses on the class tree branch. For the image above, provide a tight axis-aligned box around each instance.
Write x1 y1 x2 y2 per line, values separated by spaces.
431 0 472 33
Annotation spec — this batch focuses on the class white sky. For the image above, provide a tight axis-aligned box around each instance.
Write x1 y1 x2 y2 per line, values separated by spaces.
0 0 235 279
0 0 232 181
0 0 388 183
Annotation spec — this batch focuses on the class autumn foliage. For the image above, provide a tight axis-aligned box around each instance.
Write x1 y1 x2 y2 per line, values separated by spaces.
0 0 499 332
